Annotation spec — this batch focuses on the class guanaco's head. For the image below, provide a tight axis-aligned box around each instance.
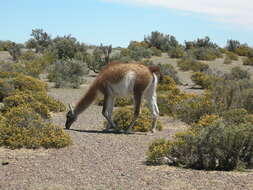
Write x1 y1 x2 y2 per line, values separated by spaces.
65 104 77 129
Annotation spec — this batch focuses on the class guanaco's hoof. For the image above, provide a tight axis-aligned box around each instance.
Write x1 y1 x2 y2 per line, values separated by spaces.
103 128 115 132
125 130 135 134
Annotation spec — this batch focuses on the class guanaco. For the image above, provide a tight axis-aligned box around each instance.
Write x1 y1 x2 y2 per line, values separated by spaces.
65 61 162 133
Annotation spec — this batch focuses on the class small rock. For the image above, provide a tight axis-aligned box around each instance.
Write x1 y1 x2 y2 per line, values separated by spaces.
160 156 176 165
2 161 9 166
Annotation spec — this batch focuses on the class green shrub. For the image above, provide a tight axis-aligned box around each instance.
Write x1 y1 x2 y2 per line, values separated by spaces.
209 78 253 112
191 48 222 61
143 61 180 84
130 46 152 61
120 48 131 57
128 41 149 49
0 105 71 149
235 45 253 57
16 56 51 78
226 40 240 52
150 47 162 56
0 40 13 51
50 35 77 59
175 94 214 124
0 51 53 78
185 36 219 49
228 67 250 80
223 56 232 64
191 72 212 89
111 106 162 132
158 64 181 84
7 42 21 61
87 44 112 73
144 31 179 52
177 57 209 72
19 50 37 60
27 29 52 53
171 122 253 170
169 47 184 58
243 57 253 66
147 114 253 170
221 108 249 125
241 88 253 112
48 59 89 88
178 71 253 123
225 51 239 61
158 92 194 116
156 76 194 116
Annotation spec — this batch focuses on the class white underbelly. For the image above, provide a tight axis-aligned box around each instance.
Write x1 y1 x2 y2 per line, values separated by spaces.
109 71 136 97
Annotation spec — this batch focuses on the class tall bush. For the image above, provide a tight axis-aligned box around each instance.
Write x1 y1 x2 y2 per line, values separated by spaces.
48 59 89 88
147 109 253 170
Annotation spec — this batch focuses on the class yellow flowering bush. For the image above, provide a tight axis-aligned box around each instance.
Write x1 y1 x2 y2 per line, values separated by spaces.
30 91 66 112
175 93 214 124
0 71 19 78
112 106 162 132
0 105 71 149
97 97 132 107
0 79 15 101
191 114 220 132
146 139 171 165
158 92 195 116
13 74 48 92
191 72 212 89
0 73 70 149
3 92 50 119
157 76 180 93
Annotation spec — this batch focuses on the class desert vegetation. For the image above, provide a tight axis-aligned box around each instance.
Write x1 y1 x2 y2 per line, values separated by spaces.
1 29 253 190
0 72 71 149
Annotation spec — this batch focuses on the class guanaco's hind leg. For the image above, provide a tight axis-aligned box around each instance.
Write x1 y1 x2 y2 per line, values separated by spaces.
126 90 142 134
102 93 116 131
146 94 159 133
145 74 159 133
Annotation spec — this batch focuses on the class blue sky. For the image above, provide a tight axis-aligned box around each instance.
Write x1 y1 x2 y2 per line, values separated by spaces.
1 0 253 47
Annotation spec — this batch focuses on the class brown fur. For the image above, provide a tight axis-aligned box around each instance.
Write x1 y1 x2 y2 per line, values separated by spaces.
70 62 161 130
148 65 163 81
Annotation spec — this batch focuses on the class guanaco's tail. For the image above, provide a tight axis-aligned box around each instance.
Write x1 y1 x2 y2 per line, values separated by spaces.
75 82 98 115
148 65 163 82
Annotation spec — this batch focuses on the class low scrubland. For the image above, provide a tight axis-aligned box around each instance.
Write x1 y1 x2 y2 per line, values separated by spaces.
1 29 253 172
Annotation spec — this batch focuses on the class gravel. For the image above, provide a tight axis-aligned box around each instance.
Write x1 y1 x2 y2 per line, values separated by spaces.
1 82 253 190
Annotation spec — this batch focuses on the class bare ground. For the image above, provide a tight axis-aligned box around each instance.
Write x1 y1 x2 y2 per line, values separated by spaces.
1 56 253 189
1 82 253 190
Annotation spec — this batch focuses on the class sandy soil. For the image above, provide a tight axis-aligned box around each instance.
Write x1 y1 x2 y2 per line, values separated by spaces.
1 82 253 190
1 53 253 189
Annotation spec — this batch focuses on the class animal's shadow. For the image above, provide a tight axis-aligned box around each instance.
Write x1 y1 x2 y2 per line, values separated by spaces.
66 128 149 135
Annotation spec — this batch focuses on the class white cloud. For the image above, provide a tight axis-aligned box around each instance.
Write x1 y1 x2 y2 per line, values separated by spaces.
103 0 253 28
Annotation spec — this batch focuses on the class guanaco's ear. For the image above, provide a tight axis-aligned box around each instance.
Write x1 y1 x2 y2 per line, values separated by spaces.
68 104 74 114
